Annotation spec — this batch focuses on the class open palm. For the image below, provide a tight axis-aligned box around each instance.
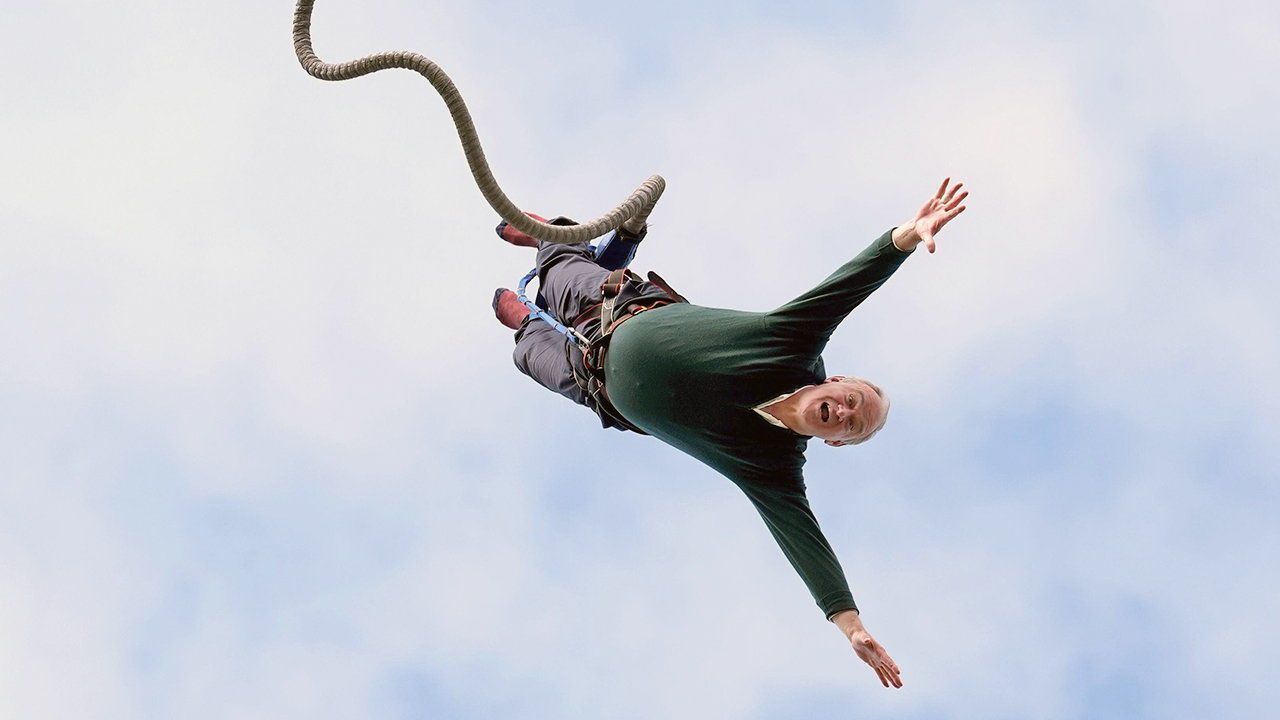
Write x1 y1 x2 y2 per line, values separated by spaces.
913 177 968 253
851 630 903 688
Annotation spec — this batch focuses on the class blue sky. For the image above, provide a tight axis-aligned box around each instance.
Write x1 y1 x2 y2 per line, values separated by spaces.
2 1 1278 718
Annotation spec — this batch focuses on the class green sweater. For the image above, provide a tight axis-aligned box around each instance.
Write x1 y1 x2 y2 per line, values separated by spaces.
604 230 912 618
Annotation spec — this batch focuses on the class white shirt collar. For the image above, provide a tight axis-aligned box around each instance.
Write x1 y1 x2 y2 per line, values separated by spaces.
752 389 802 429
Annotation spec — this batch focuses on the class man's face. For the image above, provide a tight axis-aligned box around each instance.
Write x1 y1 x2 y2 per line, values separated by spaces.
791 377 888 446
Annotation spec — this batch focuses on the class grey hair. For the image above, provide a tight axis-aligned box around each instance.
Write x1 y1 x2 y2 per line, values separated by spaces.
841 377 890 446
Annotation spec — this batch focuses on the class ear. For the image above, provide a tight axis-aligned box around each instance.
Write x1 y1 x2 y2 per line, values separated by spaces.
825 439 844 447
825 375 846 384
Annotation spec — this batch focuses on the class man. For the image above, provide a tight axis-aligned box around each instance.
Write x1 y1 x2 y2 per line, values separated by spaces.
492 179 969 689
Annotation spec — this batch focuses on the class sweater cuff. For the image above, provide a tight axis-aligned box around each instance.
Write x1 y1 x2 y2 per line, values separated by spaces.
885 227 914 256
819 590 859 619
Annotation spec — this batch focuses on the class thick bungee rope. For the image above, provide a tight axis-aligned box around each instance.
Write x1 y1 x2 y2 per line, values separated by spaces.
292 0 666 244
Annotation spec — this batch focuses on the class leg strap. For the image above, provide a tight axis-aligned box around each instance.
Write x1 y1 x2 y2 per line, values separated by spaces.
599 268 631 336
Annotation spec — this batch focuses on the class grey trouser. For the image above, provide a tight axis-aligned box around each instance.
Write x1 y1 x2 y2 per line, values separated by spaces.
512 239 664 429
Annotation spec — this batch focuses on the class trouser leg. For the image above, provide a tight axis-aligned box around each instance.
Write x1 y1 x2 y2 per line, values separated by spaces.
512 318 589 407
534 240 613 323
535 238 664 325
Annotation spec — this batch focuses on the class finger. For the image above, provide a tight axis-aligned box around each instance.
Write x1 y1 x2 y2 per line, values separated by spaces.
921 227 936 253
873 665 890 688
945 189 968 210
876 647 898 670
880 659 903 687
877 661 901 688
937 205 966 231
935 177 950 200
941 206 967 227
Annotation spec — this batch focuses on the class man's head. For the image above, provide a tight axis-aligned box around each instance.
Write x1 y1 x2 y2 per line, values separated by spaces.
788 376 891 447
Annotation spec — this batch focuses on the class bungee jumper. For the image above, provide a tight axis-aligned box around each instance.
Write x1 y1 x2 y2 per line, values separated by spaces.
293 0 969 689
494 185 965 691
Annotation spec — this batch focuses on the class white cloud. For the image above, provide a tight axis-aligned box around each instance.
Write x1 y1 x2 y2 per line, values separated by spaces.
2 1 1277 718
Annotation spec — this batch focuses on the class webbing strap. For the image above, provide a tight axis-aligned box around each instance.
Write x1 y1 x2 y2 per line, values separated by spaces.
598 268 629 337
646 271 687 304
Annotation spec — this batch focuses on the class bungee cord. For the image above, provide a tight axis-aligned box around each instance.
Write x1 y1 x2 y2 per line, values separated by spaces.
292 0 666 244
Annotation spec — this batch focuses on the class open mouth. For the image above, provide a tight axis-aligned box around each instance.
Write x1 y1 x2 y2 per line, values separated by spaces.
820 402 830 423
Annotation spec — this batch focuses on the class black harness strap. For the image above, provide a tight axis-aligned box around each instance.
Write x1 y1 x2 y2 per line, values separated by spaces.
645 270 687 303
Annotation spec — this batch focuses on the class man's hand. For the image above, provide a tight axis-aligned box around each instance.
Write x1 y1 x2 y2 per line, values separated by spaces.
831 609 903 688
892 177 969 253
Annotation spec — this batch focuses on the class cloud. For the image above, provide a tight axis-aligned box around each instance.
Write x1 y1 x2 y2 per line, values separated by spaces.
2 1 1277 718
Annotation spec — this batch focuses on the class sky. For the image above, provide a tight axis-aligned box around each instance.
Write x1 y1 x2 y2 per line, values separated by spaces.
2 1 1278 718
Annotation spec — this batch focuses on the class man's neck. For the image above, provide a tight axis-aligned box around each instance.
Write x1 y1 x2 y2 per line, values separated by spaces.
763 387 812 434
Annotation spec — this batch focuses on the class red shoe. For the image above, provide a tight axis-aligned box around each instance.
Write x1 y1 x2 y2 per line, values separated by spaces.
492 288 531 330
495 212 548 248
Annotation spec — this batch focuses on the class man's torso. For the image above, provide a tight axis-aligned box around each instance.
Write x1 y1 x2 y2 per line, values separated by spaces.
604 302 825 486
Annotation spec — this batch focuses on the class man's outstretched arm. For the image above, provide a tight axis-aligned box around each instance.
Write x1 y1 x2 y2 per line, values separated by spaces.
767 230 911 349
738 481 903 688
739 482 859 618
768 178 969 350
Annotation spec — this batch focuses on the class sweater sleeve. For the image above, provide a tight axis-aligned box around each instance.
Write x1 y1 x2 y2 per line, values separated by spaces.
768 229 912 351
738 479 859 619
